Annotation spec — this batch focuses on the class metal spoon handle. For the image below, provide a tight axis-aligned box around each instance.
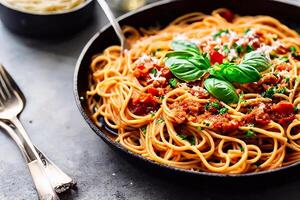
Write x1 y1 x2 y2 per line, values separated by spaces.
97 0 127 49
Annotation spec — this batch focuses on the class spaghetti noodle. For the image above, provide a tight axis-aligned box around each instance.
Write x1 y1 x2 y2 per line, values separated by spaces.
87 8 300 174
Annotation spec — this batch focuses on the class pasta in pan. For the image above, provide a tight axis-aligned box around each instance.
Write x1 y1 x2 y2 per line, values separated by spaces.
87 8 300 174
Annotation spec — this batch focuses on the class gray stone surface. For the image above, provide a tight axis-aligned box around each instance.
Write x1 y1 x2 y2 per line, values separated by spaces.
1 1 300 200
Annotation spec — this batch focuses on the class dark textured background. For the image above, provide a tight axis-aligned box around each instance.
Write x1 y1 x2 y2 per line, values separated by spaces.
1 0 300 199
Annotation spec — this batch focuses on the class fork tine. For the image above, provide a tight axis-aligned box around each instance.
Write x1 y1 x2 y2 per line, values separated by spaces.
0 65 14 100
0 64 25 102
0 74 9 103
0 80 7 101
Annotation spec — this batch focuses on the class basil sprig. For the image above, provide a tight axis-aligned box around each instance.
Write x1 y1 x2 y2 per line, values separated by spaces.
165 39 270 104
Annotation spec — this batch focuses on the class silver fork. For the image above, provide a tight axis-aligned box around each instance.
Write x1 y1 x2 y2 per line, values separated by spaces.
0 121 76 193
0 65 75 199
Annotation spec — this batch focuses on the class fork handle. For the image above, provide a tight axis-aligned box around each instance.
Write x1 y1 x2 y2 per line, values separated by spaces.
8 117 60 200
9 116 40 162
28 160 60 200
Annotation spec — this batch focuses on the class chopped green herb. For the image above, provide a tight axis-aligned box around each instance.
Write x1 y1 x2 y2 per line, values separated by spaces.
277 87 286 94
240 146 244 152
236 45 244 55
219 107 228 114
189 138 196 145
294 106 299 113
150 111 156 117
293 53 300 59
213 29 229 38
178 134 188 140
157 118 164 123
211 102 220 109
196 127 202 131
240 99 247 104
223 45 230 54
169 78 177 88
284 77 290 82
205 103 210 110
205 122 210 126
262 87 275 98
160 96 165 100
290 46 297 53
245 130 256 138
244 29 251 34
205 102 220 110
279 56 289 63
246 45 254 53
141 126 147 135
255 161 263 167
178 134 196 145
214 47 220 51
177 134 196 145
151 68 158 76
239 91 245 98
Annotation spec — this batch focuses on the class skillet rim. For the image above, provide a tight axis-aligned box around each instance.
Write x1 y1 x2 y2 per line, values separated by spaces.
74 0 300 178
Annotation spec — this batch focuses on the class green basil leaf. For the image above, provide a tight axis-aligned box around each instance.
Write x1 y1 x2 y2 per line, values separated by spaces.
204 78 239 104
238 64 261 81
242 51 270 72
165 50 195 58
220 63 261 83
207 68 226 81
171 40 200 55
166 57 206 81
187 54 211 70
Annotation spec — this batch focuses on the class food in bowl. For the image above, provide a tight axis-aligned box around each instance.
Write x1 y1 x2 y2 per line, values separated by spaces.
0 0 86 13
86 8 300 174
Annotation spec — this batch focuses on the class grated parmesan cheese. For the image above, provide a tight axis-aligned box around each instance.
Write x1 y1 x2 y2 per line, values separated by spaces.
136 53 159 67
278 70 291 78
149 70 166 82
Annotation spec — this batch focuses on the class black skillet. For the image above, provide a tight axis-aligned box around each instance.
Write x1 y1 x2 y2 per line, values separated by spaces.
74 0 300 185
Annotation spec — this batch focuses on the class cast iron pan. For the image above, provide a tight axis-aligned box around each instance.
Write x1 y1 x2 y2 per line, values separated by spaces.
0 0 95 37
74 0 300 186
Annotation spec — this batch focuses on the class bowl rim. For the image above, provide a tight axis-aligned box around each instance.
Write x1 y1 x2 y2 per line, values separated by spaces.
0 0 94 16
74 0 300 178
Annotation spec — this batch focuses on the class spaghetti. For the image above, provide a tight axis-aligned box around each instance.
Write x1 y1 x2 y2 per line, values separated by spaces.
1 0 86 13
87 8 300 174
